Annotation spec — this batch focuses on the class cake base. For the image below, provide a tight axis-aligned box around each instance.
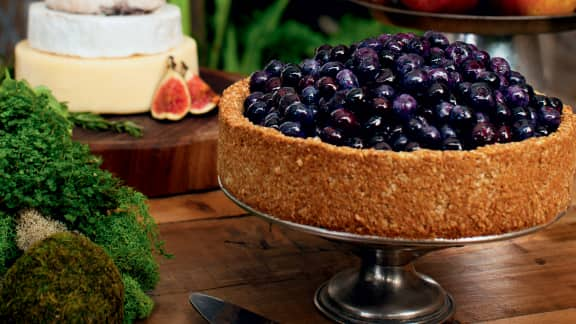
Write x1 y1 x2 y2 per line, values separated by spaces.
72 68 241 197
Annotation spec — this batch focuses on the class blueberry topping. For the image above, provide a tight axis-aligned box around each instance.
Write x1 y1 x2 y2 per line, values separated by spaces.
245 31 564 150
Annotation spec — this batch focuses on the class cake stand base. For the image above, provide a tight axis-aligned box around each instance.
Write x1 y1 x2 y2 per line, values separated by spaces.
219 179 565 324
315 246 455 323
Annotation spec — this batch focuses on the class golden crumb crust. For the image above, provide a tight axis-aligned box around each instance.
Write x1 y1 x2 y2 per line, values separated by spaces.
218 79 576 239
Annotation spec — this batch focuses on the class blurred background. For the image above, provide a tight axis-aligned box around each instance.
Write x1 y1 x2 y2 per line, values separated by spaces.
1 0 575 105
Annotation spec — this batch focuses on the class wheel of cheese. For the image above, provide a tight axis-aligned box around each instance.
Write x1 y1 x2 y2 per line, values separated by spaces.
45 0 166 15
28 2 182 58
15 37 199 114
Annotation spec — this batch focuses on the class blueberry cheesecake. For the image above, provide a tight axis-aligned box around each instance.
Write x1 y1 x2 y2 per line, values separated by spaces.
218 31 576 239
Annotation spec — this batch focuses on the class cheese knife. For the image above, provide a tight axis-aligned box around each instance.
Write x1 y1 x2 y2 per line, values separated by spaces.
189 292 279 324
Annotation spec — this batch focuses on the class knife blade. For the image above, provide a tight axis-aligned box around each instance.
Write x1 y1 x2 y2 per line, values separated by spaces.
189 292 279 324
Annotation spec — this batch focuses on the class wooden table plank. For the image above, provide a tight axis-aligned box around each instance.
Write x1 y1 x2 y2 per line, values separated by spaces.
144 193 576 323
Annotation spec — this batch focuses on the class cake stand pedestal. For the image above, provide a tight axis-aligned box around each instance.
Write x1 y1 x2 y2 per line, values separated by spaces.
220 180 565 323
348 0 576 98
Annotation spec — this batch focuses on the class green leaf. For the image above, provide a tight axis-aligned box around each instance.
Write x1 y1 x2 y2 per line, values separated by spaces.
168 0 191 35
209 0 232 69
222 25 240 73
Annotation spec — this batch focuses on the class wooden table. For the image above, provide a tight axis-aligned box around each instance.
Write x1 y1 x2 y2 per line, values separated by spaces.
140 190 576 323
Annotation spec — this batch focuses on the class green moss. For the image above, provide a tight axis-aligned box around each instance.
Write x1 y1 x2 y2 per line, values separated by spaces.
0 232 124 323
0 211 19 275
92 212 160 291
123 274 154 323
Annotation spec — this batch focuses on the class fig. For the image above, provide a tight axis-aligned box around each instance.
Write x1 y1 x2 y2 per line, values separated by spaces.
151 56 191 121
182 63 220 115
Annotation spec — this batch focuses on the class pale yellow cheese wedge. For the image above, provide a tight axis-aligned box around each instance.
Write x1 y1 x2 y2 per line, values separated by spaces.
15 37 199 114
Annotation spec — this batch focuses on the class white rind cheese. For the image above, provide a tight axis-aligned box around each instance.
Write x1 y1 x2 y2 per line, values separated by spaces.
46 0 166 15
15 37 199 114
28 2 183 58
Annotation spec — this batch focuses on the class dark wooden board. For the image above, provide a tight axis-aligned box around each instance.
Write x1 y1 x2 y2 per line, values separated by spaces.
72 68 243 197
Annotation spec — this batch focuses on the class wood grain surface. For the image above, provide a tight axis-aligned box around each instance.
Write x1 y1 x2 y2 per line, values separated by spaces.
142 191 576 323
72 68 242 197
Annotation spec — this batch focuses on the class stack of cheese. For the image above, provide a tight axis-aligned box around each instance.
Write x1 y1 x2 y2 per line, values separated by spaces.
15 0 199 114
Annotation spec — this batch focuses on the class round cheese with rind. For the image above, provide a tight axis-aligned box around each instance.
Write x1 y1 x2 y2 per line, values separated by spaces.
45 0 166 15
28 2 182 58
15 37 199 114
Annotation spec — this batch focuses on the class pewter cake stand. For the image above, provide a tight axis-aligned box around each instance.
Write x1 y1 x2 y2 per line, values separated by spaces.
220 180 564 323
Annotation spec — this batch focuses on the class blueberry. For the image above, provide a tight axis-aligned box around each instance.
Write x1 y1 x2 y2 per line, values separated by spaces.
447 71 463 90
505 85 530 108
405 142 422 151
264 59 284 77
442 137 464 150
278 93 300 114
406 38 430 56
263 111 281 129
535 125 550 137
244 92 264 110
245 101 269 124
538 106 561 131
281 63 303 88
374 68 396 84
428 67 449 84
279 121 306 138
345 88 366 112
531 94 548 108
493 89 506 105
440 124 458 139
428 47 446 67
378 49 397 67
319 126 344 145
471 122 496 147
490 57 511 77
272 86 296 105
265 77 282 93
424 31 449 49
391 133 409 151
363 115 385 135
367 134 387 147
330 45 350 62
494 103 511 124
316 76 338 99
548 97 563 113
475 111 490 123
468 82 495 111
393 94 418 122
446 41 472 65
314 47 332 65
298 75 316 91
285 102 315 127
249 71 268 92
419 125 442 148
512 119 535 141
369 97 393 117
336 69 360 89
384 39 405 54
508 71 526 86
473 50 491 66
319 61 345 79
496 125 512 143
354 59 380 83
300 86 319 105
372 84 396 99
330 108 360 134
476 71 500 89
511 106 527 122
300 58 321 77
407 116 428 136
461 59 486 82
395 53 424 74
456 82 473 100
401 68 429 93
344 137 365 149
449 105 475 129
358 37 383 52
427 83 450 104
373 141 393 150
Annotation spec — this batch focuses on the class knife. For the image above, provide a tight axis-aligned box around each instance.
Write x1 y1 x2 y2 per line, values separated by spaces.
189 292 279 324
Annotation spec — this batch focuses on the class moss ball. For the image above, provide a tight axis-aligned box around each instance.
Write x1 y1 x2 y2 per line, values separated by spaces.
0 232 124 323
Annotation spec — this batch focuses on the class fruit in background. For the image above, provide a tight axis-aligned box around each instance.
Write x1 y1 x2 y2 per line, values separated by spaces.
491 0 576 15
182 63 220 115
151 56 191 121
400 0 479 13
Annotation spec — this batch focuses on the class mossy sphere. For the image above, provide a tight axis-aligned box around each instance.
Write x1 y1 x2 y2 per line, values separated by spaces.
0 232 124 323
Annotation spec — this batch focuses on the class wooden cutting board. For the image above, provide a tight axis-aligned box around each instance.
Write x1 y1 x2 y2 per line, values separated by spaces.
72 68 243 197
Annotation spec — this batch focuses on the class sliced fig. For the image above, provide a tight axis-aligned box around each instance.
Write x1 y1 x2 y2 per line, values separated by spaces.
182 63 220 115
151 56 191 121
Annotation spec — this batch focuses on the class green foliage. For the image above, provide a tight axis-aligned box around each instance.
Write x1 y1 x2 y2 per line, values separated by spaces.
208 0 419 75
168 0 191 35
0 75 167 321
0 233 124 323
0 212 18 275
122 274 154 324
92 210 160 291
